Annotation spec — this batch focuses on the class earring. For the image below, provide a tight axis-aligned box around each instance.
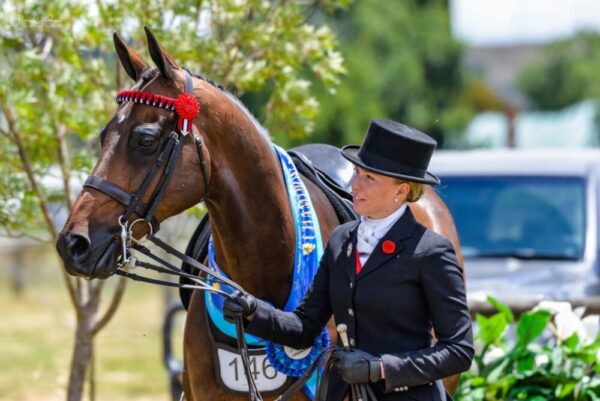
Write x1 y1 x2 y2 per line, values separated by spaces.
394 198 398 202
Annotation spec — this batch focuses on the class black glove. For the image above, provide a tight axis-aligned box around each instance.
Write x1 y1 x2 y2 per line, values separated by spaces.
222 292 257 322
332 348 382 384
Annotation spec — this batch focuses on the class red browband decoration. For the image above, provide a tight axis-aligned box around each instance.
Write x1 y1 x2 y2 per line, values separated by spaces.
174 93 200 121
116 90 201 126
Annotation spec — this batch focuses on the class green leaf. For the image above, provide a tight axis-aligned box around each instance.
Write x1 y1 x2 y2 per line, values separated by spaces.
516 310 552 350
516 353 535 375
563 332 580 351
470 377 486 387
555 382 576 398
584 389 600 401
487 295 515 323
469 387 485 401
476 313 507 346
485 357 510 383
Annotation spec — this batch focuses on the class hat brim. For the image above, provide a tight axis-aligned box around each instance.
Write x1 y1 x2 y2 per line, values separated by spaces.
341 145 441 185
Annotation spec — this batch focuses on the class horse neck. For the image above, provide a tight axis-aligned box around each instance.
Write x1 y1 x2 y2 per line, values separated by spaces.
202 109 295 307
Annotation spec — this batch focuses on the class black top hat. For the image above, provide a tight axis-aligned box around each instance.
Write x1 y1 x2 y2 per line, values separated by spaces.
341 119 440 185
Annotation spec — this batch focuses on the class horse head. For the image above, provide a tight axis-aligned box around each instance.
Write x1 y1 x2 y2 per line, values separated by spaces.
57 28 213 279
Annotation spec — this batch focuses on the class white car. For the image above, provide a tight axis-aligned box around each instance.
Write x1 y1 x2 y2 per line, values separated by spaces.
429 149 600 310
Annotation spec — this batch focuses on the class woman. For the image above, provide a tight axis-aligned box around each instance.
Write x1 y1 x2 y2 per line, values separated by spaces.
224 119 473 400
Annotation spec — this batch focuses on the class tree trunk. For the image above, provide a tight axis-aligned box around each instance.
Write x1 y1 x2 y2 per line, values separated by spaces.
67 316 94 401
67 283 102 401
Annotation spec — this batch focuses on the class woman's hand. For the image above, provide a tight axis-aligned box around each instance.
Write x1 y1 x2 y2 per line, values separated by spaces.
332 348 383 384
222 292 257 321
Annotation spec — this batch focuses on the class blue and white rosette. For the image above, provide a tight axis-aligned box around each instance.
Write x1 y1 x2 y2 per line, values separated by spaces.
265 329 330 377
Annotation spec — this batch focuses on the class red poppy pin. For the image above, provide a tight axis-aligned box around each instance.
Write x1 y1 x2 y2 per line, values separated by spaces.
382 240 396 254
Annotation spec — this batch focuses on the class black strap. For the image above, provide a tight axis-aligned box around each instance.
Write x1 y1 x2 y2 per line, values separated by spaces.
83 176 159 229
125 132 179 225
144 133 185 220
145 235 246 293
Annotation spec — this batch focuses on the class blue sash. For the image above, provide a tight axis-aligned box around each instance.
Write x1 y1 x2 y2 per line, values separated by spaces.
204 145 329 399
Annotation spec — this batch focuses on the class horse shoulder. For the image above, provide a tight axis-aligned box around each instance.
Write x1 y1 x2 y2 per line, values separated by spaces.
409 186 464 270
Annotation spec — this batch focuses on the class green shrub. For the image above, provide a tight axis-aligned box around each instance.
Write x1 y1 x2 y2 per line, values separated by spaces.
456 297 599 401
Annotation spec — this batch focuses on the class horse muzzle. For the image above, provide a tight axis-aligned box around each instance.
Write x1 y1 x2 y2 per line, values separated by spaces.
56 230 120 279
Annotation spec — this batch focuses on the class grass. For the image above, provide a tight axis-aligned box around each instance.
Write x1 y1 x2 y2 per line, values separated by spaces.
0 244 183 401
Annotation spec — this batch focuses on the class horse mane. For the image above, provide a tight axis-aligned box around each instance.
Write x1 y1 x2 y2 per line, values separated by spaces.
185 68 271 142
135 67 271 142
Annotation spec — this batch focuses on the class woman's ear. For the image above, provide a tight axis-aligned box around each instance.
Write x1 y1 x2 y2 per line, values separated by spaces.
396 182 409 197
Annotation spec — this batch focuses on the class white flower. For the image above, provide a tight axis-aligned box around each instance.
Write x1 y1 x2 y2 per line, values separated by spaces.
482 346 506 365
535 301 593 343
470 361 479 376
574 306 586 318
535 301 573 315
554 308 586 341
473 339 484 355
535 354 549 367
581 315 599 346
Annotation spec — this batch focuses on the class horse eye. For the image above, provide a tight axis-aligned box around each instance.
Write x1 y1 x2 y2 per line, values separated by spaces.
139 134 157 147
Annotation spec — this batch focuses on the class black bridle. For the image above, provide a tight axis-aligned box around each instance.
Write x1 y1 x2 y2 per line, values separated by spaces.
83 70 209 234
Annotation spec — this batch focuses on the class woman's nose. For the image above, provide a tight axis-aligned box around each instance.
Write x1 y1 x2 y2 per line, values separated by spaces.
351 175 361 191
350 178 357 193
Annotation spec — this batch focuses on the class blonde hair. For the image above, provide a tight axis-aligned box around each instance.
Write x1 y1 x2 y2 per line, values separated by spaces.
398 180 425 202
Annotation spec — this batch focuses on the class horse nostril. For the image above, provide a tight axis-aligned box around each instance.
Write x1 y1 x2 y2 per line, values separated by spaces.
67 233 91 261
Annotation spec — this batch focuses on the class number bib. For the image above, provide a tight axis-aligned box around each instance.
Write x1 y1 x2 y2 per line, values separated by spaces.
214 342 293 395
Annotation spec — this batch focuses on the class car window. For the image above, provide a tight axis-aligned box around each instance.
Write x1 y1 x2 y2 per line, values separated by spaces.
436 176 586 260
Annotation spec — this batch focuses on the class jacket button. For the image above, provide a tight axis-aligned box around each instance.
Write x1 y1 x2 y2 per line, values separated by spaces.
349 338 355 346
348 308 354 316
350 282 353 289
394 387 400 392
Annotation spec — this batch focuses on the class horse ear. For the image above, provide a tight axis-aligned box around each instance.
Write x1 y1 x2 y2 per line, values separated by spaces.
144 26 178 81
113 33 149 81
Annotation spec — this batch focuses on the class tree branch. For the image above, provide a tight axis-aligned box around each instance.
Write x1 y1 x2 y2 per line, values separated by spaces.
56 124 73 212
3 107 56 241
194 0 204 35
2 106 79 308
0 231 48 242
91 275 128 335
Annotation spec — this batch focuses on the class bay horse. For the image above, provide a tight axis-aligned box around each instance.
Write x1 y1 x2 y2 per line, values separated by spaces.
56 28 464 400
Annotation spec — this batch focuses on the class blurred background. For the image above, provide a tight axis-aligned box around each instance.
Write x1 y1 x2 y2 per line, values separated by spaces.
1 0 599 400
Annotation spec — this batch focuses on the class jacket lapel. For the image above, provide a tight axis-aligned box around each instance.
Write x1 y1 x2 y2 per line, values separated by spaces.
340 221 360 282
357 207 418 281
